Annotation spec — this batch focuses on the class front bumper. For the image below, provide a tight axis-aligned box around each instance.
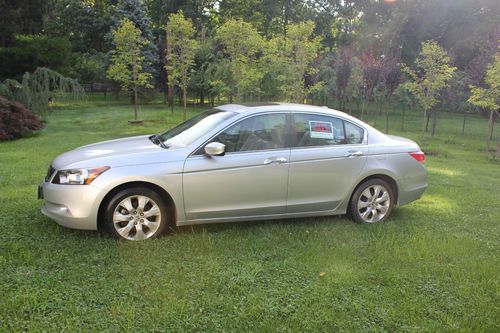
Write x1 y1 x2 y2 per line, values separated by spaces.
39 181 103 230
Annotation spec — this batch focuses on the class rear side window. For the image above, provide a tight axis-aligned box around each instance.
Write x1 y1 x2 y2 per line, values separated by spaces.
292 113 364 147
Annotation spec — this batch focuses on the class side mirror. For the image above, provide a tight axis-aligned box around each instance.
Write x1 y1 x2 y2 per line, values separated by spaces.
204 142 226 156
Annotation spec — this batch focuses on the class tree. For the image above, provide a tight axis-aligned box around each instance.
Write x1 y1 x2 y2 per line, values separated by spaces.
0 96 44 140
404 41 456 135
111 0 158 81
0 34 73 80
216 19 264 102
468 54 500 156
266 21 323 103
335 47 354 110
107 18 152 122
165 12 199 119
379 54 402 133
0 67 84 114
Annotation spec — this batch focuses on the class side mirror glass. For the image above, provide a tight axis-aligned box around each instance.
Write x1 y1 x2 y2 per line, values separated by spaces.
204 142 226 156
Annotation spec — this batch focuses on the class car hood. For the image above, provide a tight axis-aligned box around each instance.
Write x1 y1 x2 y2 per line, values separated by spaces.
52 135 163 169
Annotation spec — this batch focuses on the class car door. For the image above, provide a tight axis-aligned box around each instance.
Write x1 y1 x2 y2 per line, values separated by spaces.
286 113 368 213
183 113 291 221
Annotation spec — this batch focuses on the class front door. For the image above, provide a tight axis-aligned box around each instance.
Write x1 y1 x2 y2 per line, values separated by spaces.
183 113 290 221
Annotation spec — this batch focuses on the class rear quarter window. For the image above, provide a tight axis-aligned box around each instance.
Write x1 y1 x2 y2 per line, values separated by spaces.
344 121 364 144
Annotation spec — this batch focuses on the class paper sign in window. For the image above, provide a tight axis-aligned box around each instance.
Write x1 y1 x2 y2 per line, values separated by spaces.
309 121 334 139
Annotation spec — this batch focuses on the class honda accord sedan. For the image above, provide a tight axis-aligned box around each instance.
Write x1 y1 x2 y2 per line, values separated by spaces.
39 103 427 240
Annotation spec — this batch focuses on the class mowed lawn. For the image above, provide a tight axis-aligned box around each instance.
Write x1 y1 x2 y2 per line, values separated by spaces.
0 100 499 332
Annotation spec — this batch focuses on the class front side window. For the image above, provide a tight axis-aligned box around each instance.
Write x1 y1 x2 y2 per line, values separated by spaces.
212 113 287 153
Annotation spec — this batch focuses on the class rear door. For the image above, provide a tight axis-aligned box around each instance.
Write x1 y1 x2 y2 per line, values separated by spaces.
286 113 368 213
183 113 291 221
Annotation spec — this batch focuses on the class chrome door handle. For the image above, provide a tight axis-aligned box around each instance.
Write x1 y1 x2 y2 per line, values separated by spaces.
345 151 364 158
263 157 288 165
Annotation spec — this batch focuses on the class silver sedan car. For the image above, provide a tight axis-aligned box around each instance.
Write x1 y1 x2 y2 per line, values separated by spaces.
39 103 427 240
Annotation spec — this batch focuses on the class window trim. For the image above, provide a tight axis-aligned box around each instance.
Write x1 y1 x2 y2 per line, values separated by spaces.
189 112 291 157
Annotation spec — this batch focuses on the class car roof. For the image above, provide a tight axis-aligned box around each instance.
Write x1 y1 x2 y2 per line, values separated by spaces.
215 102 343 115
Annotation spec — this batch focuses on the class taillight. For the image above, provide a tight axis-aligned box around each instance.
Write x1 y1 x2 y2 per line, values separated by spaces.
409 151 425 163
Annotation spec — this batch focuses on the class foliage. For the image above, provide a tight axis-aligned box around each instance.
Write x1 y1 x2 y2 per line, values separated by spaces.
403 41 457 129
165 11 198 114
0 34 73 80
112 0 158 78
468 54 500 111
107 18 153 110
43 0 113 53
266 21 323 102
334 48 354 108
0 67 84 114
0 95 44 140
71 52 107 84
216 19 264 102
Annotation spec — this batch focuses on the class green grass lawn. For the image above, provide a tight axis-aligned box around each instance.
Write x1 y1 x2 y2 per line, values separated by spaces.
0 100 499 331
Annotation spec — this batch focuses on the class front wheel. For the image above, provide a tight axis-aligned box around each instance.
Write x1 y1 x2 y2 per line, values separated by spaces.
104 187 170 240
349 179 394 223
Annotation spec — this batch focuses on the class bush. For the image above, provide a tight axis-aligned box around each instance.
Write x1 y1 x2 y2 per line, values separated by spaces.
0 96 44 140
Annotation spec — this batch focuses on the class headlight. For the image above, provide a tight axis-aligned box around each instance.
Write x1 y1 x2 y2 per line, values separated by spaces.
52 166 110 185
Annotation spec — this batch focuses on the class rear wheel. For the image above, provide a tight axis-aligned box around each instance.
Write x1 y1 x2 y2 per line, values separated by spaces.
104 187 170 240
349 179 394 224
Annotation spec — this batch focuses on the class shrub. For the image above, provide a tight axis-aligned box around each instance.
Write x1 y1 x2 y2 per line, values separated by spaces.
0 96 44 140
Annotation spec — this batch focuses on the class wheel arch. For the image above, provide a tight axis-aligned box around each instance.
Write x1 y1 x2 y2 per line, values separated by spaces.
348 173 399 208
97 181 177 231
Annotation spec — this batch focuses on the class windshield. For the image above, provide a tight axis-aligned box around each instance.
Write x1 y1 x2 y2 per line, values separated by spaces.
158 109 236 149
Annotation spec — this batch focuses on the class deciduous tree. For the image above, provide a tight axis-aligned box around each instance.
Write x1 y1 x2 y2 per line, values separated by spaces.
216 19 264 102
468 54 500 155
107 18 152 121
404 41 456 135
165 12 198 119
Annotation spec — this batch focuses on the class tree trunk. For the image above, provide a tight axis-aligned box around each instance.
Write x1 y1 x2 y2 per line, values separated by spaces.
487 110 494 150
490 114 495 140
183 88 187 121
385 112 389 134
168 84 174 113
401 103 406 131
361 98 365 120
200 90 205 106
462 111 467 136
431 109 437 137
496 135 500 160
423 109 429 133
133 84 138 121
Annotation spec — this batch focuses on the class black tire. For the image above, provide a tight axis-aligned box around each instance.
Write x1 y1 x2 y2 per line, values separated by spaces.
104 187 171 240
348 179 394 224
